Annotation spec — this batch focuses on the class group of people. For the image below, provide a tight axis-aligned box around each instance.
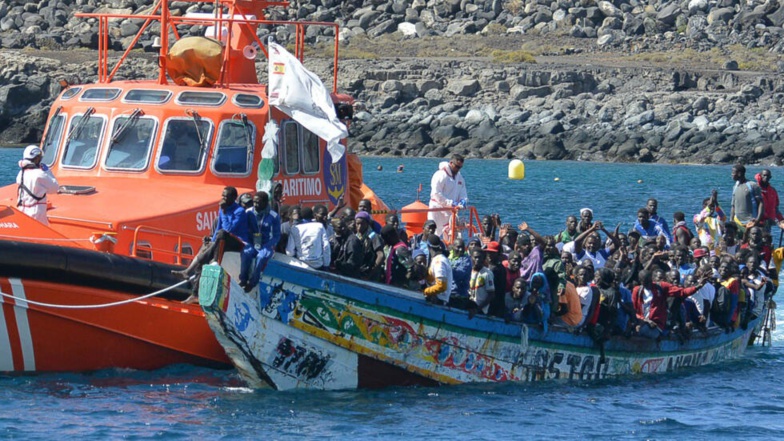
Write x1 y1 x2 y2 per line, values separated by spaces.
154 154 780 345
272 159 780 344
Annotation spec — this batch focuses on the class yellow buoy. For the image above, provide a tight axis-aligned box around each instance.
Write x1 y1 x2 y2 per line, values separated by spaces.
508 159 525 180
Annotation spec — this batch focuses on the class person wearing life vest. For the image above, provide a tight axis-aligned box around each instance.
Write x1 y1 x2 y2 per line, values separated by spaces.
16 145 59 226
428 154 467 236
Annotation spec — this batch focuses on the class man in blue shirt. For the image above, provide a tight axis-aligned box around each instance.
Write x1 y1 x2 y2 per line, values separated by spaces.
173 186 257 301
646 198 672 242
633 207 670 247
245 191 281 291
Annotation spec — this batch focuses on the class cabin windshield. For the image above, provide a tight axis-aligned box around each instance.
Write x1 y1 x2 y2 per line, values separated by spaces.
105 116 156 170
41 113 66 166
61 114 105 168
213 120 254 175
158 119 212 172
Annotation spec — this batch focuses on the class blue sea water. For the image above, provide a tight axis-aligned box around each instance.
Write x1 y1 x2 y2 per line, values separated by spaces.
2 148 784 439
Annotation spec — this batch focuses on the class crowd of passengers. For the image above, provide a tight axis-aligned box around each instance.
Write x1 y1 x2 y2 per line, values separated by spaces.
185 164 779 343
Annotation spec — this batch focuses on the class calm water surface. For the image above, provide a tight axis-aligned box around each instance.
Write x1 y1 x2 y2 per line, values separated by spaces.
2 148 784 439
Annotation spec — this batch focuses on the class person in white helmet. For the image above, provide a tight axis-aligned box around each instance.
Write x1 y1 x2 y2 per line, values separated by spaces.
16 145 59 225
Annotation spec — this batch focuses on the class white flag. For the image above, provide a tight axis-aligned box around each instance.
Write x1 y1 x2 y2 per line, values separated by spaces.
268 41 347 163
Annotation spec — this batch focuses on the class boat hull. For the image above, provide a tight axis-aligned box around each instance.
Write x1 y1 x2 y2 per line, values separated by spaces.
200 258 757 390
0 241 230 373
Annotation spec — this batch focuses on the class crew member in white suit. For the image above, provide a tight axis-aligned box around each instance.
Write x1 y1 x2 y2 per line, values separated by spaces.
428 154 468 235
16 145 59 225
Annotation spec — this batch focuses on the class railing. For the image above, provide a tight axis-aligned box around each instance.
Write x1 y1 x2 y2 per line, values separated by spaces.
75 0 341 91
374 205 483 246
125 224 202 264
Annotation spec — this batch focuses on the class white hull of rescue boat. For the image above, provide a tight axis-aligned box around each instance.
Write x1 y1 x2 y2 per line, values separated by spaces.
200 255 758 390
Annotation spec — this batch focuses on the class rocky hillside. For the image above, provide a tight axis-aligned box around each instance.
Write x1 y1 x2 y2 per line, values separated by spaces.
2 0 784 164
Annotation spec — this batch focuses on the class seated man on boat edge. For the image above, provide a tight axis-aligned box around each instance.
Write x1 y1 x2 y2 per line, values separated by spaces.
173 186 258 302
245 191 281 292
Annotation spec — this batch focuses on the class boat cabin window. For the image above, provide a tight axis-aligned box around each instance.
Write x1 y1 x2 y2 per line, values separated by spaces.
301 129 320 174
80 88 121 102
61 113 106 169
105 116 156 171
41 113 66 166
61 87 81 100
212 120 255 175
123 89 172 104
282 121 320 176
232 94 264 108
176 91 226 107
283 122 299 174
157 119 213 173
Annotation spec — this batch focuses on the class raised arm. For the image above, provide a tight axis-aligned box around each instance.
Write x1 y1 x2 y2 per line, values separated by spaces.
572 223 599 254
518 221 545 247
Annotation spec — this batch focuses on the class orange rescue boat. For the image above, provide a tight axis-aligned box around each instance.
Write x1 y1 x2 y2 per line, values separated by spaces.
0 0 387 373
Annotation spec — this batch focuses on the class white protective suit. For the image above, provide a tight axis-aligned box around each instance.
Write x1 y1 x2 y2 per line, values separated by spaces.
16 160 59 225
428 161 467 235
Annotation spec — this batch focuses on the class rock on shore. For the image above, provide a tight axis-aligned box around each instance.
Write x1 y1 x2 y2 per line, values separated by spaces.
2 0 784 164
340 58 784 164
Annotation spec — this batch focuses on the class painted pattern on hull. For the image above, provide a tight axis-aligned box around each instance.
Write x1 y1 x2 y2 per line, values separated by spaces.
200 261 757 390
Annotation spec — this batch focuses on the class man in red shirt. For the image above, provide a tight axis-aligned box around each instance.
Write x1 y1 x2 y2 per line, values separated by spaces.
632 269 707 339
755 169 784 232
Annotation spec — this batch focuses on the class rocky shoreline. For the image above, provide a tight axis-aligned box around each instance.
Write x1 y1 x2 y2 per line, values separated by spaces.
3 0 784 164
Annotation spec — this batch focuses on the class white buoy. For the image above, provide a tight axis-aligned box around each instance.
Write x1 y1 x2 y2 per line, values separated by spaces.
508 159 525 180
554 177 560 182
637 179 644 184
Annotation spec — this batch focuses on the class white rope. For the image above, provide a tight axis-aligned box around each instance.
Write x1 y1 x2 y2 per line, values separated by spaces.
0 235 92 242
0 278 192 309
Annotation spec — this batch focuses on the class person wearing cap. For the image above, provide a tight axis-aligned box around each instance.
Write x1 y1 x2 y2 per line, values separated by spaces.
239 192 254 209
423 234 453 306
357 199 382 234
484 240 508 317
286 206 330 270
578 208 594 233
692 247 710 268
16 145 59 225
428 154 468 236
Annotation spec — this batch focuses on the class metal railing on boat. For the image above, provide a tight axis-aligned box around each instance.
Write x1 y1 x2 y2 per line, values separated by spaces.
75 1 341 90
125 224 201 265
